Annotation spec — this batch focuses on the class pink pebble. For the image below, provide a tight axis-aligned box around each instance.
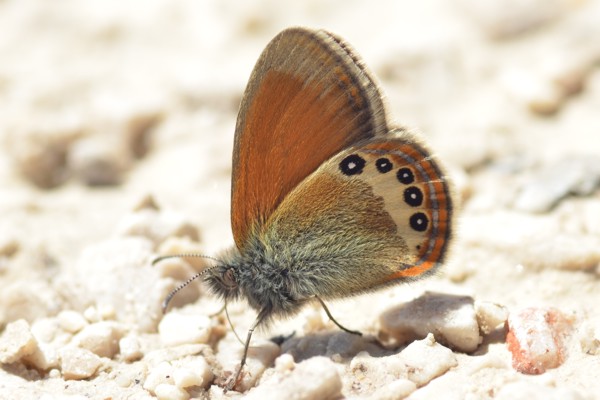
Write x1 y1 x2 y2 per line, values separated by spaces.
506 307 572 374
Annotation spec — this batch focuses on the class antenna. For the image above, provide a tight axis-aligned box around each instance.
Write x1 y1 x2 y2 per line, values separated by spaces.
152 253 218 313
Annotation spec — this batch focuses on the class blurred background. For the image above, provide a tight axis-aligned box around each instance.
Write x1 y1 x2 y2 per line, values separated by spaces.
0 0 599 397
1 0 600 311
1 0 599 308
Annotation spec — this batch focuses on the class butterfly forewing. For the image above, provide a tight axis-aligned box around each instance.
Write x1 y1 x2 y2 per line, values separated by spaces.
231 27 388 251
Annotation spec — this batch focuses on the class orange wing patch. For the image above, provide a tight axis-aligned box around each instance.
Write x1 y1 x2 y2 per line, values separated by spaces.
231 28 388 251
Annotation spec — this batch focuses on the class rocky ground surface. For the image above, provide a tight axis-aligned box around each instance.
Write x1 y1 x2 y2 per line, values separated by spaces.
1 0 599 399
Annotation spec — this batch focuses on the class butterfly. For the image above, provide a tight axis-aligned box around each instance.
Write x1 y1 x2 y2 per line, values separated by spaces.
158 26 454 391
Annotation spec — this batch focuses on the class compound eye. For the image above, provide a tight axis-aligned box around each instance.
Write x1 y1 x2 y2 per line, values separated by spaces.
222 268 237 288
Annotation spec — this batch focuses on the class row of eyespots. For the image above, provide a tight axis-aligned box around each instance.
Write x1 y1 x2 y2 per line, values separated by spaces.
339 154 429 233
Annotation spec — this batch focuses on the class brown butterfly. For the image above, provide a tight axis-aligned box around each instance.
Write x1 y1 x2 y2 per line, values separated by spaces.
157 26 454 391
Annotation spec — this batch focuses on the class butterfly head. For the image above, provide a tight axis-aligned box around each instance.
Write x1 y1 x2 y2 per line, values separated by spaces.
205 264 239 299
205 248 310 324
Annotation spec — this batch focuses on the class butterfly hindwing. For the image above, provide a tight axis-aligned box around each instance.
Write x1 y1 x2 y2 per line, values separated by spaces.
262 130 453 297
231 27 389 251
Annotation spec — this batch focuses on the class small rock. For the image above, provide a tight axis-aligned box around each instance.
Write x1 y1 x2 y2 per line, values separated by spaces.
348 335 456 393
475 301 509 335
274 353 295 372
244 357 342 400
98 304 116 320
72 321 124 358
154 384 189 400
0 319 38 364
158 313 212 346
143 361 174 393
30 318 62 344
48 369 61 379
23 342 59 371
282 329 381 365
83 306 102 323
380 292 481 352
219 338 280 392
59 347 103 380
506 307 573 374
397 334 458 387
57 310 88 334
143 344 208 367
119 336 143 362
173 368 203 389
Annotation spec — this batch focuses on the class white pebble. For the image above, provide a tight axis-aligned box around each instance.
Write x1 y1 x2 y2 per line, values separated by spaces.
98 304 116 320
57 310 88 334
228 339 280 392
0 319 38 364
24 343 59 371
274 353 295 372
48 369 61 378
31 318 61 343
143 361 174 392
72 321 123 358
348 336 456 391
158 313 212 346
173 368 203 388
174 357 213 389
59 347 102 380
380 292 481 352
475 301 509 335
83 306 101 323
245 357 341 400
398 334 458 387
154 383 189 400
119 336 143 362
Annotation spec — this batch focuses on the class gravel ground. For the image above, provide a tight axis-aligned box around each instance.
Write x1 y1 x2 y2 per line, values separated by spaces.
1 1 599 399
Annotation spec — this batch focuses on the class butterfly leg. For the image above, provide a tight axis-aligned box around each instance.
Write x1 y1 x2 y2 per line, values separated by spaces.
225 308 268 392
316 296 362 336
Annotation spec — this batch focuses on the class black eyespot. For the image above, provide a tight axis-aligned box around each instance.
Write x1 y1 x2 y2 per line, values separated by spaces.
340 154 366 176
404 186 423 207
375 158 393 173
397 167 414 184
410 212 429 232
